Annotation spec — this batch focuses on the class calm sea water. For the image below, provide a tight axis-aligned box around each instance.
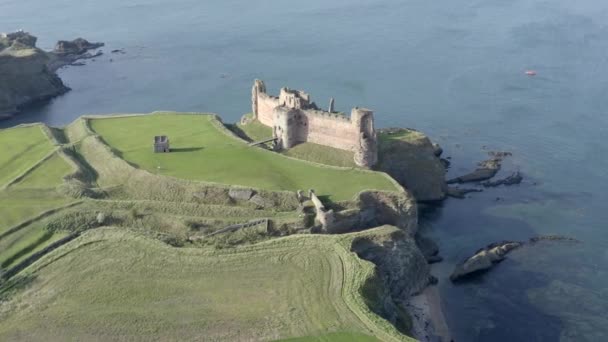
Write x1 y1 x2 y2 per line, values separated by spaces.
2 0 607 340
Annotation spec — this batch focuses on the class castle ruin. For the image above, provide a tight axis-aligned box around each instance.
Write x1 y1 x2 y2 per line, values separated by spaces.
251 80 378 168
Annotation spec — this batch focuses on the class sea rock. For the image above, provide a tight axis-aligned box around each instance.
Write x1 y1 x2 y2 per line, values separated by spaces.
228 188 254 201
450 241 523 282
377 128 447 202
447 151 512 184
450 234 580 282
482 171 523 187
53 38 104 55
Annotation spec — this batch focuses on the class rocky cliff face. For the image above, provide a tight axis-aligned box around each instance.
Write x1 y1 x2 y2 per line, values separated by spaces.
376 128 447 202
0 32 67 117
0 31 103 119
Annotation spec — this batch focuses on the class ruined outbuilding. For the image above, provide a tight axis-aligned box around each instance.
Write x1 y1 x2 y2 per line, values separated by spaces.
153 135 170 153
251 80 378 168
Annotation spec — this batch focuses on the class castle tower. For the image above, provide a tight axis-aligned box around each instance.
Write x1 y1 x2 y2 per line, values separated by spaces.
272 107 298 149
251 79 266 119
351 108 378 168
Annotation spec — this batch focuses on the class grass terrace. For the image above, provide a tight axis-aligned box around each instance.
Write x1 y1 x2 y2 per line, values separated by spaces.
0 125 76 269
90 113 398 201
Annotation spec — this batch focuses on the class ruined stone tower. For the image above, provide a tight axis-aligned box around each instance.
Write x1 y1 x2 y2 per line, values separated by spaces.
352 108 378 167
250 79 378 168
251 79 266 119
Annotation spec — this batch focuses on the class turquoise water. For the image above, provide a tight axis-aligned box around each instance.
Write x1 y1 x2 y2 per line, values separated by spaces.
2 0 607 340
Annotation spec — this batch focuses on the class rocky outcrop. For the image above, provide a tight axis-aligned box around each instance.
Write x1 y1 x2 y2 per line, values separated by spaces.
451 235 580 282
416 235 443 264
0 31 103 119
377 128 447 202
450 241 523 282
447 151 511 184
351 227 431 331
0 32 68 117
53 38 103 56
352 229 430 297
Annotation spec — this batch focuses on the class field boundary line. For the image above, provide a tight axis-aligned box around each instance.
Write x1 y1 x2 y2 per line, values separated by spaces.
0 201 84 240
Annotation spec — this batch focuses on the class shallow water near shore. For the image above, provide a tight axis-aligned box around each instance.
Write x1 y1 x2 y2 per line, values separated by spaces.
2 0 608 340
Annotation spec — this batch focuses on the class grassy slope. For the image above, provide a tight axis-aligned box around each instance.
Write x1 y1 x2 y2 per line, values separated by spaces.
235 114 273 141
0 227 412 342
283 142 357 168
0 125 55 187
90 113 397 201
0 126 75 270
0 128 73 231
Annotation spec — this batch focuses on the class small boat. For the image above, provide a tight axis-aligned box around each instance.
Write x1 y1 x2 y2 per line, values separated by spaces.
525 70 537 76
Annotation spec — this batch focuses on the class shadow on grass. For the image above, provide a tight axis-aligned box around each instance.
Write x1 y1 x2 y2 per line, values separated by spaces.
1 231 54 269
0 273 37 302
170 147 204 153
225 124 253 142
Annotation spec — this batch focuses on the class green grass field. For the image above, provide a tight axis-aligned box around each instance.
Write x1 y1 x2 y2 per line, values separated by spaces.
90 113 397 201
0 227 411 341
283 142 358 168
0 125 56 187
0 116 417 342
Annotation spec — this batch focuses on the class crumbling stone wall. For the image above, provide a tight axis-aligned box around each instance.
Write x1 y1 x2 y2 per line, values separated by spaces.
309 188 417 236
251 79 378 168
309 189 336 229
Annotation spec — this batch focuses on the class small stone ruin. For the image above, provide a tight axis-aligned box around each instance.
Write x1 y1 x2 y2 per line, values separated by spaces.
153 135 170 153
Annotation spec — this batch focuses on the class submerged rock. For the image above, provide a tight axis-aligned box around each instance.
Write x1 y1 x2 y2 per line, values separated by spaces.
482 171 523 187
377 128 447 202
446 186 483 199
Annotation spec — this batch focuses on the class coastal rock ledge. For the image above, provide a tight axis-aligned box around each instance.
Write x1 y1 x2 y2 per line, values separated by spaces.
0 31 103 119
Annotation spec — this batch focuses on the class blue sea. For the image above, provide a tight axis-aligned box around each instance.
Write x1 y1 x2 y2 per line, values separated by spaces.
2 0 607 340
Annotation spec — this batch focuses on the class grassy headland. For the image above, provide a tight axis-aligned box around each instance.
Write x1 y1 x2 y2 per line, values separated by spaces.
90 113 397 201
0 113 420 342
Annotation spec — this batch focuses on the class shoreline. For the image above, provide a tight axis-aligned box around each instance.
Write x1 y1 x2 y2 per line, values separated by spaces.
406 285 452 342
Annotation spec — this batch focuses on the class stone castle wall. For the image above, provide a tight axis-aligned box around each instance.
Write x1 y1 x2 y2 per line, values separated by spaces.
251 79 378 168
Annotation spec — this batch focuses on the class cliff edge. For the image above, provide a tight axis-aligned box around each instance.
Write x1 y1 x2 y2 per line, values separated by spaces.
0 31 103 119
377 128 447 202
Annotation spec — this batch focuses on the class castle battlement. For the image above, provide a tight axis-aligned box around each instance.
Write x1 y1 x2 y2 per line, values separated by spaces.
251 79 378 168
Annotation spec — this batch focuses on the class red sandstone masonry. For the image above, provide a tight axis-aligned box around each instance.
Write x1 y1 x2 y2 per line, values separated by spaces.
251 79 378 167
